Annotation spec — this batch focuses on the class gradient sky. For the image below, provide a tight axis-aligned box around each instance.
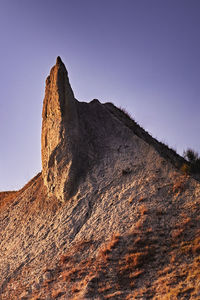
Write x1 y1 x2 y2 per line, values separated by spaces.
0 0 200 191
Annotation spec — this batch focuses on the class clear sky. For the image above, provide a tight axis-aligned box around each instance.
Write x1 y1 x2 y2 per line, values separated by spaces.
0 0 200 191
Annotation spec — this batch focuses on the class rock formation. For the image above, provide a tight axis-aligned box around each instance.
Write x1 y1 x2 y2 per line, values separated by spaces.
0 58 199 299
41 56 79 201
41 57 138 201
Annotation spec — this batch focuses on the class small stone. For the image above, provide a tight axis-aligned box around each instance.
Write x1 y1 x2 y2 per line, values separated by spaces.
43 271 53 281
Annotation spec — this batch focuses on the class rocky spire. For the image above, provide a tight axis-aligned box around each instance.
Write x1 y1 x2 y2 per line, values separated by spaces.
41 57 134 202
41 57 79 201
42 56 76 123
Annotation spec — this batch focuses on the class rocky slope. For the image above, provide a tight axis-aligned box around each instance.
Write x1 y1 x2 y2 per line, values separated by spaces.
0 58 199 299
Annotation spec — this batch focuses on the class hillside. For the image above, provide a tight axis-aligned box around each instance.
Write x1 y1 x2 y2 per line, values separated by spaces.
0 58 199 300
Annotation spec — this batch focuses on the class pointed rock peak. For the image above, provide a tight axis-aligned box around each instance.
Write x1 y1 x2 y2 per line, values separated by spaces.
56 56 63 65
42 57 75 120
41 58 79 201
55 56 67 72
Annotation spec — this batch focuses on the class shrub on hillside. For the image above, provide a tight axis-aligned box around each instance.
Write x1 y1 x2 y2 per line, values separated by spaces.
184 149 199 163
183 148 200 174
180 163 190 175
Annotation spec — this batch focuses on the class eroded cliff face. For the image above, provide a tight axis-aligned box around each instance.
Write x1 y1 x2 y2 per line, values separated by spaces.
41 57 135 201
41 57 80 201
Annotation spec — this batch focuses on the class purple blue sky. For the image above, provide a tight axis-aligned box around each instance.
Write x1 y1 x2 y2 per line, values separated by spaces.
0 0 200 191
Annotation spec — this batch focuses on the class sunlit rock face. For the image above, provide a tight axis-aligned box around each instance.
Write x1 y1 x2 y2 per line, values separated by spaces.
41 57 139 202
41 57 112 201
41 57 80 201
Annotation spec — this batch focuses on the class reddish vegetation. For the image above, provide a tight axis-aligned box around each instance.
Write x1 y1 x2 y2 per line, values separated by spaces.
172 174 188 194
12 200 197 299
1 188 199 299
139 204 148 215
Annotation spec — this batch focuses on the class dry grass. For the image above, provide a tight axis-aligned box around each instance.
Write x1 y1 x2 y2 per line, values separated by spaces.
134 217 146 230
172 175 187 194
138 196 145 202
62 267 79 282
60 254 71 265
98 282 112 293
192 241 200 255
98 233 120 262
171 227 184 239
7 185 197 300
104 291 122 298
180 163 190 175
139 204 148 215
125 251 149 268
129 269 144 279
51 289 64 298
125 288 147 299
170 253 176 264
180 236 200 256
15 206 199 300
30 296 40 300
106 233 120 250
18 220 199 300
98 247 110 263
182 216 191 226
155 230 200 299
73 239 93 251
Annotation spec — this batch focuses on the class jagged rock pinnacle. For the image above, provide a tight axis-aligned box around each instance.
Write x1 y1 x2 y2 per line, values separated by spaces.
56 56 62 65
41 58 136 202
41 57 79 201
